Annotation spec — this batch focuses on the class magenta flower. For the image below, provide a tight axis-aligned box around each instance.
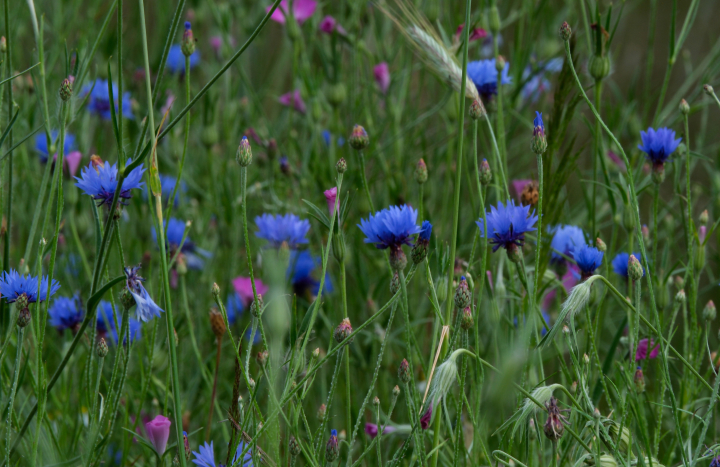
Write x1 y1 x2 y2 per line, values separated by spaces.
278 90 307 114
373 62 390 95
144 415 171 455
319 16 346 35
365 423 397 439
635 338 659 361
268 0 317 25
232 277 269 307
420 404 432 430
454 24 488 42
64 151 83 177
607 150 626 171
324 187 339 216
699 225 707 244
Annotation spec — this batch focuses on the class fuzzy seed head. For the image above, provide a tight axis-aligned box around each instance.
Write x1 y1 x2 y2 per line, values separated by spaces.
209 309 226 338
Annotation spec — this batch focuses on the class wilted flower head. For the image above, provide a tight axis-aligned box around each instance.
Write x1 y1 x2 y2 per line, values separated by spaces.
475 200 538 253
373 62 390 94
638 127 681 167
152 218 211 270
467 58 511 99
48 294 83 331
268 0 317 25
550 225 586 262
572 245 604 277
81 79 133 120
166 44 200 74
74 159 145 208
0 269 60 305
612 252 643 279
124 265 164 322
255 213 311 248
278 90 307 114
635 338 659 361
358 205 422 252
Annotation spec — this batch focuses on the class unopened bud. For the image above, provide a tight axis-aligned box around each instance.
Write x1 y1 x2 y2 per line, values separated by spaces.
675 289 686 304
236 136 252 167
634 367 645 393
415 159 428 184
317 404 327 421
679 99 690 115
454 276 471 309
469 99 486 120
703 300 716 321
460 307 474 330
60 78 73 101
699 210 709 225
495 55 506 73
479 159 492 185
628 254 644 281
559 21 572 41
312 348 321 358
334 318 353 344
211 282 220 298
120 288 135 311
336 158 347 174
398 358 411 383
181 22 196 57
372 396 380 406
17 307 31 328
289 436 302 457
589 55 610 81
250 295 264 317
704 84 714 96
349 125 369 150
583 353 590 364
392 385 401 396
257 349 269 366
596 237 607 252
96 338 109 358
390 271 400 295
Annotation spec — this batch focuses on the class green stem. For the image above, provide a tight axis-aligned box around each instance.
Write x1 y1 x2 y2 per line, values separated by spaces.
4 327 22 466
340 260 352 441
1 0 13 331
358 151 374 213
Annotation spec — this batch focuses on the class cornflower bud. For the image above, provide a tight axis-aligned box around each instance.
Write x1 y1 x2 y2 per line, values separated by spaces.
250 295 264 318
488 6 500 34
333 318 353 344
596 237 607 252
336 158 347 174
589 55 610 81
120 288 135 311
674 275 684 289
531 112 547 154
389 247 407 271
679 99 690 115
703 300 716 322
454 276 471 309
675 289 686 305
317 404 327 421
326 430 339 463
312 348 321 358
634 366 645 393
236 136 252 167
628 255 644 281
704 84 714 96
372 396 380 407
415 159 428 184
60 78 73 101
559 21 572 41
460 307 474 330
699 209 709 225
495 55 506 72
348 125 369 150
398 358 411 383
181 22 195 57
469 99 486 120
479 159 492 185
392 385 401 397
96 338 109 358
289 436 302 457
16 306 31 328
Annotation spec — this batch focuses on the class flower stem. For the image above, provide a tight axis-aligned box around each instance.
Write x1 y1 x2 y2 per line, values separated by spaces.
206 334 223 441
358 151 374 213
340 260 352 441
4 327 22 466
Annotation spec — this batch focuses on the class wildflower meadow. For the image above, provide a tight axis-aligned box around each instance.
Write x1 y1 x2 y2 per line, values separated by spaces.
1 0 720 466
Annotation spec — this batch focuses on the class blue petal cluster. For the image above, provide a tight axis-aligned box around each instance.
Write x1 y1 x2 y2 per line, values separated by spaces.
287 250 333 297
81 79 134 120
124 265 164 322
48 295 84 331
226 293 244 325
166 44 200 74
152 218 211 270
0 270 60 304
35 130 77 162
533 111 545 136
95 300 143 345
255 213 311 248
322 129 345 147
612 252 643 278
466 59 512 98
549 225 586 262
419 220 433 242
572 245 604 276
358 205 422 250
75 159 146 208
521 58 562 103
475 200 538 252
638 127 682 165
191 440 253 467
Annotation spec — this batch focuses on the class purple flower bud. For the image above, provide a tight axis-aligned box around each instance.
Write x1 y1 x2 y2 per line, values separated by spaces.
373 62 390 94
144 415 172 455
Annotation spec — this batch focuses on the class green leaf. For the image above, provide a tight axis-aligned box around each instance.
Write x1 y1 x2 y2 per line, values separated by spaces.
302 199 331 230
86 276 125 313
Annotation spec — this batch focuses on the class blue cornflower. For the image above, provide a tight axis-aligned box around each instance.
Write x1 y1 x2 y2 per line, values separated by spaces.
322 130 345 147
81 79 134 120
226 293 244 325
475 200 538 252
96 300 116 335
192 440 253 467
75 159 146 208
549 225 586 262
124 265 164 322
358 205 422 250
109 316 142 345
36 130 77 163
0 269 60 305
48 294 84 331
638 127 682 166
288 250 333 297
572 245 604 277
466 59 511 99
152 218 211 270
166 44 200 74
419 220 432 242
612 252 643 278
255 213 311 249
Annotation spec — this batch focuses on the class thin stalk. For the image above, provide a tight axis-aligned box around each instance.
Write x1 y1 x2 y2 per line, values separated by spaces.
340 260 352 441
532 149 544 322
166 55 191 222
138 0 185 464
592 82 602 238
358 151 374 213
1 0 14 331
4 327 23 466
206 334 223 441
